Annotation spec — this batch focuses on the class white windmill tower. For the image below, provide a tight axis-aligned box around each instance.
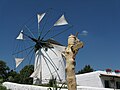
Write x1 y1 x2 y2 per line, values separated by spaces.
13 10 72 85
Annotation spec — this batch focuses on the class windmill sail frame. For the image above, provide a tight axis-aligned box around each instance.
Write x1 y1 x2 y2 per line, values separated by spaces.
13 10 72 85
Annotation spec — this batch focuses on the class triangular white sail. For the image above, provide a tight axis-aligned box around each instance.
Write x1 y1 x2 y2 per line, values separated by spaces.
37 13 46 23
30 64 41 78
16 30 24 40
54 14 68 26
15 58 24 68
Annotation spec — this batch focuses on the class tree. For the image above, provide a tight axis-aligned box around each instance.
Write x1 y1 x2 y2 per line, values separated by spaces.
77 65 94 74
0 85 7 90
19 65 34 84
7 70 18 82
0 60 34 85
14 73 21 83
64 34 84 90
0 60 10 82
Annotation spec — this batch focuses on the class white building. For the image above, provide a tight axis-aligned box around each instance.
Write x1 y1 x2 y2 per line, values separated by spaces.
76 70 120 89
3 70 120 90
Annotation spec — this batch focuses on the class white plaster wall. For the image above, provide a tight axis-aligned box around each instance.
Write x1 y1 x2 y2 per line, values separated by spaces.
77 86 115 90
34 47 66 84
76 71 104 88
3 82 67 90
3 82 116 90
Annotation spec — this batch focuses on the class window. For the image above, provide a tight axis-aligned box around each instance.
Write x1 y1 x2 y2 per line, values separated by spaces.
104 80 110 88
116 82 120 89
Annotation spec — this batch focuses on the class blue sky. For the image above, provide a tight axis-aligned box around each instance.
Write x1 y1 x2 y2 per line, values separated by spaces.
0 0 120 72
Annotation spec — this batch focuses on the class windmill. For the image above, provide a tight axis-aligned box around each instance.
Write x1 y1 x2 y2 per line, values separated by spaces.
12 9 72 85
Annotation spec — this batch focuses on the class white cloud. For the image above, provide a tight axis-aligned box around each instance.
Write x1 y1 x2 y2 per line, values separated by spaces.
80 30 88 36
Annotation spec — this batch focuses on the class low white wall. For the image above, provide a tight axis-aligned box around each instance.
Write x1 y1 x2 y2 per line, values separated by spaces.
77 86 114 90
3 82 67 90
3 82 117 90
3 82 48 90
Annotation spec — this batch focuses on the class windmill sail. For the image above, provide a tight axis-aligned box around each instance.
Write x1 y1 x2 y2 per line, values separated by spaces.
13 11 71 85
37 13 46 34
15 58 24 68
32 50 42 84
16 30 24 40
37 13 46 23
54 14 68 26
30 64 41 78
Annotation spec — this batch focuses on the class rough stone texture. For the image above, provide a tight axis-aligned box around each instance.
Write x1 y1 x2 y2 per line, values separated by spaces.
64 34 84 90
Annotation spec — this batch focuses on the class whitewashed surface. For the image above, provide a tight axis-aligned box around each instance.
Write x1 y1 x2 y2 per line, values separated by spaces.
3 82 118 90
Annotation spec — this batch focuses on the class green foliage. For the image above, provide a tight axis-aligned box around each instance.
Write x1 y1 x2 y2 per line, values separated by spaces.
7 65 34 84
48 76 59 90
0 60 34 85
48 77 57 87
77 65 94 74
13 73 21 83
6 65 34 84
8 70 17 77
0 78 3 84
7 70 18 82
0 60 10 82
7 76 14 82
18 65 34 84
0 85 7 90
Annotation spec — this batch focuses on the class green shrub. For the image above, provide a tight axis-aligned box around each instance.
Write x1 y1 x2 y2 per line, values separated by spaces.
0 78 3 84
0 85 7 90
